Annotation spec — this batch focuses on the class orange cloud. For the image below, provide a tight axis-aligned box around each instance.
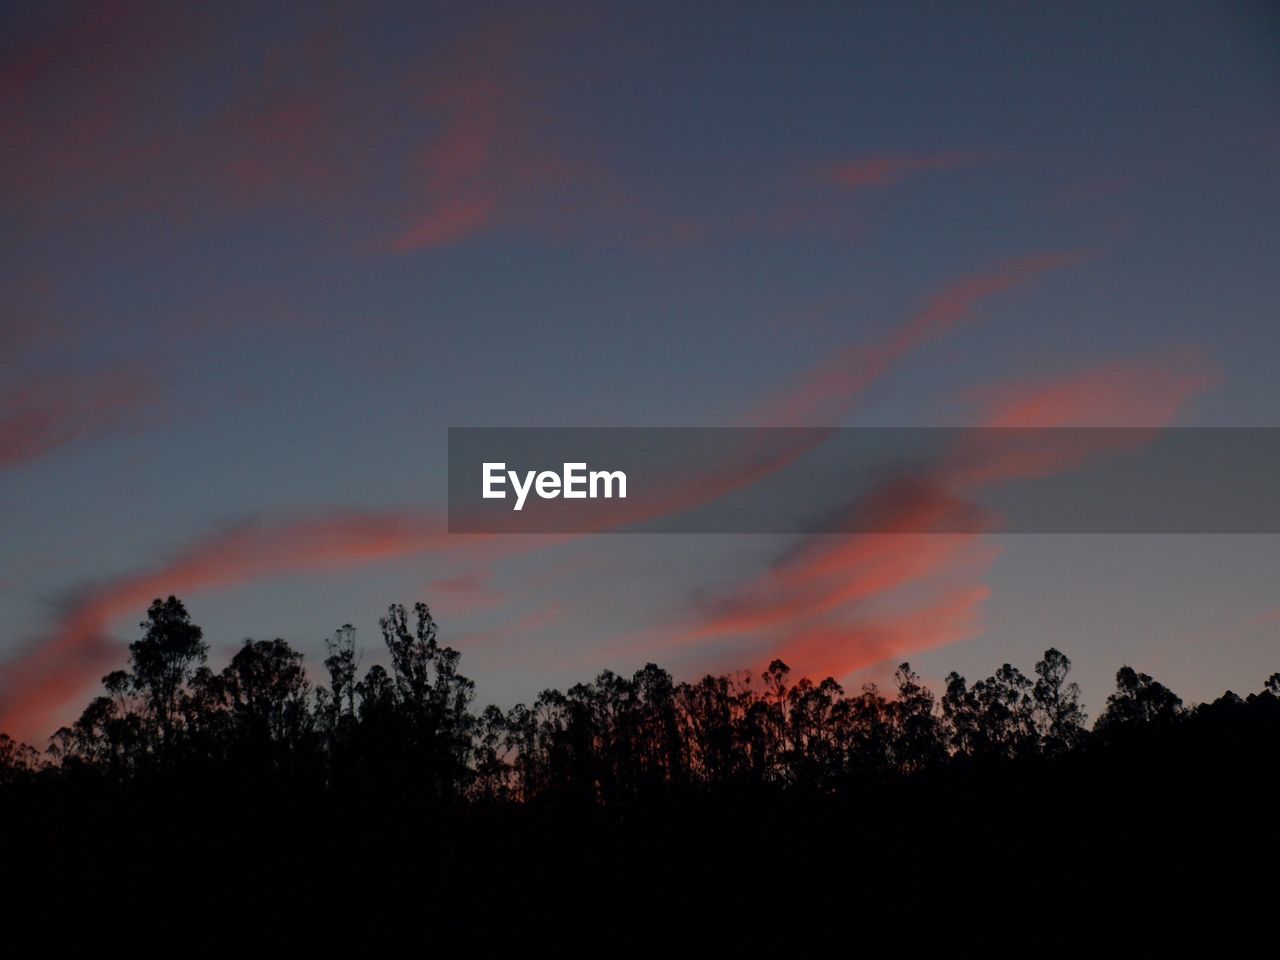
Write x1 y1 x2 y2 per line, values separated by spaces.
943 350 1219 490
771 583 994 681
685 483 986 643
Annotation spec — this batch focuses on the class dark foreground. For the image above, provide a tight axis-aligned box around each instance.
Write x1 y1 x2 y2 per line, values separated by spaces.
1 599 1275 950
4 706 1276 952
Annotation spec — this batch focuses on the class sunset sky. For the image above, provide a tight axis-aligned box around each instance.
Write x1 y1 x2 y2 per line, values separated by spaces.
2 1 1278 743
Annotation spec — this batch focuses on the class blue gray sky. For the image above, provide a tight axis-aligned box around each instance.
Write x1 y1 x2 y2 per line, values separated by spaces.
1 1 1277 741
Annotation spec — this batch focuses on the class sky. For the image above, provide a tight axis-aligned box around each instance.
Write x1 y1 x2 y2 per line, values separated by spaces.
1 0 1278 743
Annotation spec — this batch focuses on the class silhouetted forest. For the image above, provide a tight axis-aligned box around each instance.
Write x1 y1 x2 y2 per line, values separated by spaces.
2 597 1276 949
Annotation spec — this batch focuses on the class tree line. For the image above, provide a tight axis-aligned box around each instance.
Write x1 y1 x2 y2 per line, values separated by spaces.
3 594 1276 803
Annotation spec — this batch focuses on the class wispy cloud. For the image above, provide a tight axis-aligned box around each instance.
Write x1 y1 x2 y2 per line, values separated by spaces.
827 151 994 192
748 251 1084 425
428 567 503 617
771 583 995 681
1 7 362 229
389 25 555 252
0 511 453 741
662 349 1215 683
970 349 1218 428
0 369 162 470
451 601 567 648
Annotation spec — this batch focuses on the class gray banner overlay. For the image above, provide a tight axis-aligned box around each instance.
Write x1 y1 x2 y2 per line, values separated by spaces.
448 428 1280 534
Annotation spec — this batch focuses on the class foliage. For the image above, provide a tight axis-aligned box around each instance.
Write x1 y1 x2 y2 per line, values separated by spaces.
4 596 1273 809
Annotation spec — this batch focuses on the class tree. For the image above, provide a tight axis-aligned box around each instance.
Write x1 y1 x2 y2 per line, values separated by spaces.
942 671 980 757
0 734 39 786
841 682 893 777
892 663 943 773
380 602 438 708
632 663 684 790
376 603 476 799
675 672 747 786
786 675 845 789
1095 666 1183 733
940 664 1035 760
221 638 310 749
321 623 359 732
128 596 208 747
357 664 395 722
975 663 1037 759
15 593 1278 835
760 659 792 780
471 704 512 802
1033 648 1086 753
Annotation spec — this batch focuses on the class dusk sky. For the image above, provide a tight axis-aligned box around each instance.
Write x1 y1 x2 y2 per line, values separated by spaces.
2 1 1277 744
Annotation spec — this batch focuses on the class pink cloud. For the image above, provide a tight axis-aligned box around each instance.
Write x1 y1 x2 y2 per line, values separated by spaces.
447 263 1139 550
428 567 503 617
452 601 567 648
972 349 1218 428
660 349 1215 684
388 25 552 252
1046 175 1135 210
392 197 500 252
771 583 994 681
0 369 162 470
1 10 368 230
0 211 1193 736
0 510 466 742
827 151 994 191
0 4 204 216
748 251 1084 425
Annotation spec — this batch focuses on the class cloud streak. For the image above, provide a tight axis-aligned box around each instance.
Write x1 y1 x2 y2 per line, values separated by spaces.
388 25 559 252
971 349 1219 428
0 245 1105 735
0 370 162 470
748 251 1084 426
0 511 459 741
827 151 994 192
456 250 1084 537
664 349 1215 683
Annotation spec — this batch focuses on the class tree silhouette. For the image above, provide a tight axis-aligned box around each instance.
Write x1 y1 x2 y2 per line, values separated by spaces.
9 595 1271 807
891 662 943 773
319 623 359 733
2 595 1276 948
222 637 310 750
0 733 37 786
1095 665 1184 734
1032 647 1087 753
129 595 208 749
